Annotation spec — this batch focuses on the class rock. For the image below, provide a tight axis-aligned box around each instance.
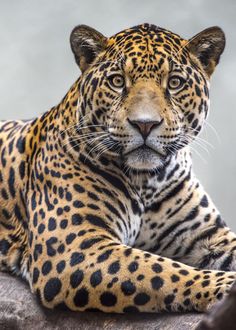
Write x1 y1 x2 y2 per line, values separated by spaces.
196 282 236 330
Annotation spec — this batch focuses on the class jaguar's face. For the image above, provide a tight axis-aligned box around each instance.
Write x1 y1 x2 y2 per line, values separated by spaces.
70 24 225 170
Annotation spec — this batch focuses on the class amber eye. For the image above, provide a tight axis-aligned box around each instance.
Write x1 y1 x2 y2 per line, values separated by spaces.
107 74 125 90
168 76 185 90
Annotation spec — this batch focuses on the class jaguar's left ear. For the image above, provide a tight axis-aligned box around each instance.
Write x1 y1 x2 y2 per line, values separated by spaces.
70 25 107 73
187 26 225 77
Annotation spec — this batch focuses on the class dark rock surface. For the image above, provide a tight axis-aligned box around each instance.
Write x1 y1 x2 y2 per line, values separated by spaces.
196 282 236 330
0 272 203 330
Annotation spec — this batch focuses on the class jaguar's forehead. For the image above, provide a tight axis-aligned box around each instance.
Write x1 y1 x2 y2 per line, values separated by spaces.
106 23 186 62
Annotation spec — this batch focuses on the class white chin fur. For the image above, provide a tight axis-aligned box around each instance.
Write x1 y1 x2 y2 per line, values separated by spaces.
124 148 165 170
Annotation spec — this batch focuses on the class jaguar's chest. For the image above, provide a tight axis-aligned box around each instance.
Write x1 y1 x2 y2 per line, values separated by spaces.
129 167 188 252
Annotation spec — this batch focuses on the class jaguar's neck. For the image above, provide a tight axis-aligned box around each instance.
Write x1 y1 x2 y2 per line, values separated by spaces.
126 148 193 200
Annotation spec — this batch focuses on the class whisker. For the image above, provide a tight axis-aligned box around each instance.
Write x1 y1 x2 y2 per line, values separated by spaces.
95 138 121 158
74 124 105 130
59 112 91 136
66 133 108 153
62 131 107 146
189 145 208 164
186 129 214 148
204 121 221 144
181 135 211 154
84 136 112 161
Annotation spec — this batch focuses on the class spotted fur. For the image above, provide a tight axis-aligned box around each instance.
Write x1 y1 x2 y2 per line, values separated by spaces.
0 23 235 313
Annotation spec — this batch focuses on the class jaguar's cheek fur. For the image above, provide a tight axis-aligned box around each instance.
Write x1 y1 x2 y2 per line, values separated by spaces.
0 23 235 313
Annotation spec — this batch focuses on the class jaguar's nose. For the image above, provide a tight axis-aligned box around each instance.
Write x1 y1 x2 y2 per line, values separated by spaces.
128 119 163 140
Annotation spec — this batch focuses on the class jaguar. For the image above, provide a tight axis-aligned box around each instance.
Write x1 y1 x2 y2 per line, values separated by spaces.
0 23 236 313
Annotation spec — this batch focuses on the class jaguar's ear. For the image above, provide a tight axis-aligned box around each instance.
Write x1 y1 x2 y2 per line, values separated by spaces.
187 26 225 77
70 25 107 73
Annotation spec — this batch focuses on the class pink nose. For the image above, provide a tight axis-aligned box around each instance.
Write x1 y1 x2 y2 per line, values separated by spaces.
128 119 163 139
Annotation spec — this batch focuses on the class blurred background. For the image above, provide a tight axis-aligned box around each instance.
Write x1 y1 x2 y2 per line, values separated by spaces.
0 0 236 229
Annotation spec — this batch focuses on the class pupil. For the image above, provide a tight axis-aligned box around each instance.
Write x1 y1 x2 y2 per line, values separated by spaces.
173 79 179 86
115 77 122 85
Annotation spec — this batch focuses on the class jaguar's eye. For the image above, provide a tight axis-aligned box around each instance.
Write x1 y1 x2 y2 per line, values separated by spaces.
168 76 185 90
108 74 125 90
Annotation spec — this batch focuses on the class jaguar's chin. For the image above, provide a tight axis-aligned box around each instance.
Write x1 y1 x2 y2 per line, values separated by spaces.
123 146 168 171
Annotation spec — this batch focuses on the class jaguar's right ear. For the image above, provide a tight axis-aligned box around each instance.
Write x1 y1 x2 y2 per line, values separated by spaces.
70 25 107 73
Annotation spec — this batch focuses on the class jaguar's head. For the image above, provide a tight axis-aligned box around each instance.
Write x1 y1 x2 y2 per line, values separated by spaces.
70 23 225 171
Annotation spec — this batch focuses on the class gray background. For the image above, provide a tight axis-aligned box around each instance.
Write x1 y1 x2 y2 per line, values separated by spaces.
0 0 235 229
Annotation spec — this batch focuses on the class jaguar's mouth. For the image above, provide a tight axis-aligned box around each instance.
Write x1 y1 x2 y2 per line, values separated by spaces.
124 144 166 159
122 144 168 170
